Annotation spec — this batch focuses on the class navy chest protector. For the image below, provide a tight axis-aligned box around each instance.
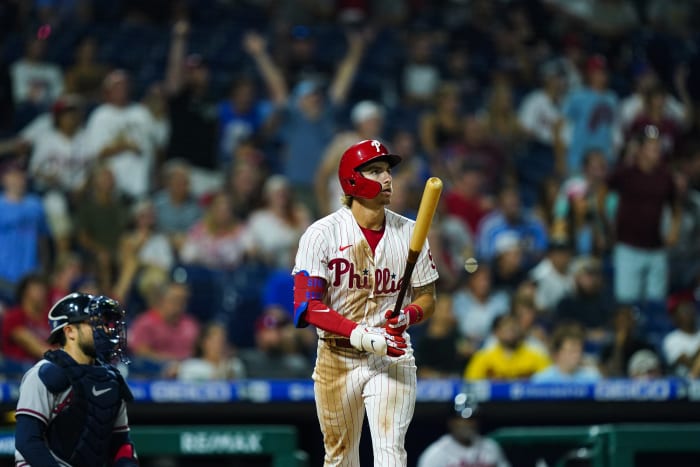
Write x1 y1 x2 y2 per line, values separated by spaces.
43 350 133 467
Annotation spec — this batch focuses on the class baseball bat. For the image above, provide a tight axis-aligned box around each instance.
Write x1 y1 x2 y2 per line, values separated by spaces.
390 176 443 318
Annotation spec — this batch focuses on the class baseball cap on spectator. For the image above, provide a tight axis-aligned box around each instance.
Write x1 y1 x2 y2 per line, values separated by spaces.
350 100 384 125
635 124 660 143
667 289 696 314
293 79 322 100
494 231 520 256
51 94 82 116
586 54 607 73
569 256 602 276
627 349 661 378
539 59 566 80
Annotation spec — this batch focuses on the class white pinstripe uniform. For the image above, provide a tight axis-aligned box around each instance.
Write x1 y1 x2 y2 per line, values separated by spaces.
293 206 439 467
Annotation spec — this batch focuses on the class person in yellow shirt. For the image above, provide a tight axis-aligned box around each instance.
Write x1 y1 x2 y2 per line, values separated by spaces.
464 313 550 380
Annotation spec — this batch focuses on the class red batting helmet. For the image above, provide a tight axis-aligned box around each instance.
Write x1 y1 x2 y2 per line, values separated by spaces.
338 139 402 199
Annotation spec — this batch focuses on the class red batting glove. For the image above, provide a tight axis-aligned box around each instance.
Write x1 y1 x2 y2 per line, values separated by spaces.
384 304 424 336
382 329 408 357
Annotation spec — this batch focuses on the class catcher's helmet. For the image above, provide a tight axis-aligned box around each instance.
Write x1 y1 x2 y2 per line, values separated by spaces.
48 293 129 364
338 139 401 199
48 292 94 342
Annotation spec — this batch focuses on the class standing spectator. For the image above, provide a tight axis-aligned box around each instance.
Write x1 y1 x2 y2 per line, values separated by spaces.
662 293 700 377
0 274 50 364
518 59 568 185
177 322 246 381
63 36 109 107
417 395 511 467
0 158 50 300
445 115 510 195
598 305 657 378
275 30 369 214
479 78 527 159
464 314 550 381
451 265 510 351
238 308 313 379
128 280 200 364
179 191 254 271
152 159 203 253
74 164 130 294
83 70 162 199
554 256 615 345
443 162 494 236
10 37 64 127
603 125 681 305
164 21 220 196
476 185 549 265
561 54 619 174
219 31 288 166
400 33 441 108
553 149 613 255
28 94 90 256
248 175 311 269
418 82 464 175
532 324 600 383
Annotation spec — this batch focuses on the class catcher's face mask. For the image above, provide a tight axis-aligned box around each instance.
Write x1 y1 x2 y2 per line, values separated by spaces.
88 296 129 364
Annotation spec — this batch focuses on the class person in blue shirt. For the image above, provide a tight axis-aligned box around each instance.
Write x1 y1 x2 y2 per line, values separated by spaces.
532 323 601 383
0 158 50 302
476 185 548 266
562 54 619 175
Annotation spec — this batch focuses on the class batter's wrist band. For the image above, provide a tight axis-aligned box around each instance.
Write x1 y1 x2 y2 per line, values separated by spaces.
404 304 424 325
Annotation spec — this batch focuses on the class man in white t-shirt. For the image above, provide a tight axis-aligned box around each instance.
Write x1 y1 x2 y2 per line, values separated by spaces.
418 393 510 467
10 37 63 110
662 293 700 377
83 70 163 199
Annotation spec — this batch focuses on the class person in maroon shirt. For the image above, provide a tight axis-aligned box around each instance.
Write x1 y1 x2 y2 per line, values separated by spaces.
0 273 51 363
601 124 681 304
443 162 494 235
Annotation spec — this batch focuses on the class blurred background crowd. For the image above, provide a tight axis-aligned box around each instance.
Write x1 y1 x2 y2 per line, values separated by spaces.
0 0 699 385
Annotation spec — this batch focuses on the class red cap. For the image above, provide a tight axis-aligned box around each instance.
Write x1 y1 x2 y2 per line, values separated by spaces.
586 54 607 73
667 290 696 314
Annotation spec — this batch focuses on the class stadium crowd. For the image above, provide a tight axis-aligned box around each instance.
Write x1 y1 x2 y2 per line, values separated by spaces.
0 0 699 384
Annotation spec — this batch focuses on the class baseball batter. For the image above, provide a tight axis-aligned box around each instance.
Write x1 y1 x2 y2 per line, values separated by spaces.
293 139 439 466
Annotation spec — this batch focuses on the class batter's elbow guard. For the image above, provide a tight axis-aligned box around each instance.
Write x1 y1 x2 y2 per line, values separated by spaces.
293 302 310 328
293 270 326 329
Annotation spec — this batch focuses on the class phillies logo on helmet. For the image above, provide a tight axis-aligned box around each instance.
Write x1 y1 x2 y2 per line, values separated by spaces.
338 140 402 199
328 258 403 295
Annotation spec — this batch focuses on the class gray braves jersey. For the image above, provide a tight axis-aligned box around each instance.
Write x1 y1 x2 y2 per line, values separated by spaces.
14 360 129 466
417 434 511 467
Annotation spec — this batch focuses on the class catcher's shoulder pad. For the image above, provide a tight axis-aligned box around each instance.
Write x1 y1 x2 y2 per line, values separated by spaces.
38 362 70 393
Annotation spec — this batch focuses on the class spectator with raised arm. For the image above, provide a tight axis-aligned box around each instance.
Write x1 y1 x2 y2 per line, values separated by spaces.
83 70 162 200
164 20 220 196
273 29 370 214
